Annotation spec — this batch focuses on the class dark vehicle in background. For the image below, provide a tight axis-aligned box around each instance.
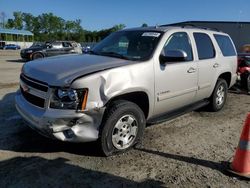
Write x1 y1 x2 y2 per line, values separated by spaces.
20 41 82 61
0 41 6 49
3 44 21 50
81 43 96 53
238 53 250 94
82 46 91 53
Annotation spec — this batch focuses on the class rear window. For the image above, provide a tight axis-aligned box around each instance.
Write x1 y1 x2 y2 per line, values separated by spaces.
214 34 236 57
193 33 215 60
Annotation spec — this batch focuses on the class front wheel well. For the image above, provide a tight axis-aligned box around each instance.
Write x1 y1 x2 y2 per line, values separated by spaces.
105 92 149 119
218 72 231 87
32 52 44 60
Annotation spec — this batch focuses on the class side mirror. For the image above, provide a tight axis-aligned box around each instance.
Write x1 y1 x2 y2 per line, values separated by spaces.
160 49 188 64
46 43 52 49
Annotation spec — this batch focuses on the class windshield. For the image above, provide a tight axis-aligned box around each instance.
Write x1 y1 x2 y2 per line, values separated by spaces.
31 42 46 48
92 30 163 61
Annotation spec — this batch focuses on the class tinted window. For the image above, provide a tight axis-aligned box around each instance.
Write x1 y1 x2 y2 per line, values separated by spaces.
214 34 236 57
163 32 193 61
62 42 72 48
194 33 215 60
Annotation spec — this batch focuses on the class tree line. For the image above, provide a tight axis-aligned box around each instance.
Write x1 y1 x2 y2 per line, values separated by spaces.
1 11 127 42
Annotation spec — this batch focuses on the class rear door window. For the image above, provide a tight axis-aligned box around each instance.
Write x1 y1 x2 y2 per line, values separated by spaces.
193 33 215 60
214 34 236 57
62 42 72 48
52 42 63 49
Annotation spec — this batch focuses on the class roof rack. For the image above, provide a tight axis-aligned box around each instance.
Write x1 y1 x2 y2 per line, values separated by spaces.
160 23 222 32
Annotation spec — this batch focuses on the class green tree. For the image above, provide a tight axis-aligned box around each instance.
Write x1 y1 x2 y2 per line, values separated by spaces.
111 24 126 32
3 11 126 42
5 18 15 28
22 13 34 31
141 23 148 27
13 11 23 29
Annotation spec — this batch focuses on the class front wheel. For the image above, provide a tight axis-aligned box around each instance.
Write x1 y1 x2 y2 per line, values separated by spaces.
32 53 43 60
209 78 228 112
100 100 146 156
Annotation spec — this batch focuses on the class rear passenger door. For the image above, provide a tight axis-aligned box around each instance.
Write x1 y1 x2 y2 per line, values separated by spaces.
193 32 218 101
154 32 198 115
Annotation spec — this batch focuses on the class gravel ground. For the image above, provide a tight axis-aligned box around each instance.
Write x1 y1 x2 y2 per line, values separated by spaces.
0 51 249 187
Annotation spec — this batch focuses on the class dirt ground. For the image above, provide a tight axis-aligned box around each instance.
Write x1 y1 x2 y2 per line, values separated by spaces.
0 51 249 187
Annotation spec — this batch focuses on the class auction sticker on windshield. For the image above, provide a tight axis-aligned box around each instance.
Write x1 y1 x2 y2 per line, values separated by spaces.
142 32 161 37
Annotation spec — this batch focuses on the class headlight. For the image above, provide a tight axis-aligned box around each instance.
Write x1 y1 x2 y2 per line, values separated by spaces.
50 88 88 110
26 50 33 53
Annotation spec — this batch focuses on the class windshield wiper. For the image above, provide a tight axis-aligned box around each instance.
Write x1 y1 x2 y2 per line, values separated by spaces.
100 51 130 60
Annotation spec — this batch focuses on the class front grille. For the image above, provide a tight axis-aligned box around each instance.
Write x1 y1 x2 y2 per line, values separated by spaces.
20 74 49 108
21 87 45 108
20 74 48 92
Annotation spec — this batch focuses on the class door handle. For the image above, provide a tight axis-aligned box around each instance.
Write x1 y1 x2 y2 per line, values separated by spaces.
187 67 196 73
213 63 219 68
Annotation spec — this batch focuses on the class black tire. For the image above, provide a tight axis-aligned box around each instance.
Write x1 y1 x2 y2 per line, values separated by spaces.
32 53 43 60
209 78 228 112
100 100 146 156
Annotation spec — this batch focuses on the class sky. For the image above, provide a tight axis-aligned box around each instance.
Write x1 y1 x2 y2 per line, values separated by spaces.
1 0 250 31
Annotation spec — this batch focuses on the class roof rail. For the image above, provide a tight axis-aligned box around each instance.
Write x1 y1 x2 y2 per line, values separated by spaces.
160 23 222 32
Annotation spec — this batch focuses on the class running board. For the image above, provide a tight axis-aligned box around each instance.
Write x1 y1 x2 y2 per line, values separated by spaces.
147 100 210 125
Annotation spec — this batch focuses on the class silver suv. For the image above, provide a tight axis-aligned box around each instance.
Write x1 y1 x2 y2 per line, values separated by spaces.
15 26 237 156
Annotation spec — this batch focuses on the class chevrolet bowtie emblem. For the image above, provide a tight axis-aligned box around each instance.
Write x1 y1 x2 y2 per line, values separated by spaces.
22 84 29 92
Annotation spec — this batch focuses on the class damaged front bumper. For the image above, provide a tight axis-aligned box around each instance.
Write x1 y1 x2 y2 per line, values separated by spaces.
15 90 105 142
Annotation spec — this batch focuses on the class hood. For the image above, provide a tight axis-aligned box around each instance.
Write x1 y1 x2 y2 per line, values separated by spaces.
22 54 136 86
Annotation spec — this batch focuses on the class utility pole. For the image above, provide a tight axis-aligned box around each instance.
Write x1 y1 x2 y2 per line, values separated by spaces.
0 12 6 28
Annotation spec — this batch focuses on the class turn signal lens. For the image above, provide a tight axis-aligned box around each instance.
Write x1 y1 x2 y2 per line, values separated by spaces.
81 89 88 111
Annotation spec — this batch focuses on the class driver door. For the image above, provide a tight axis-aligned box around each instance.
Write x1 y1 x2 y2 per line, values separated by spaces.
154 32 198 115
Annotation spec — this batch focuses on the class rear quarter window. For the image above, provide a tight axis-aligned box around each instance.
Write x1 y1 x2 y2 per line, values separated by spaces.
214 34 236 57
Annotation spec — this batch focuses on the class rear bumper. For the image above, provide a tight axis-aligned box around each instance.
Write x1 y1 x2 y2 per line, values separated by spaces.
15 90 105 142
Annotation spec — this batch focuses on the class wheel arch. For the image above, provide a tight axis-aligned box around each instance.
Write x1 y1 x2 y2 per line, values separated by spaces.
32 51 45 60
105 91 150 119
218 72 231 87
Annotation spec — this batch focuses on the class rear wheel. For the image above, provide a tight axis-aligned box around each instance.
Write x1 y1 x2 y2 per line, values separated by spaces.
209 78 228 111
32 53 43 60
100 100 145 156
